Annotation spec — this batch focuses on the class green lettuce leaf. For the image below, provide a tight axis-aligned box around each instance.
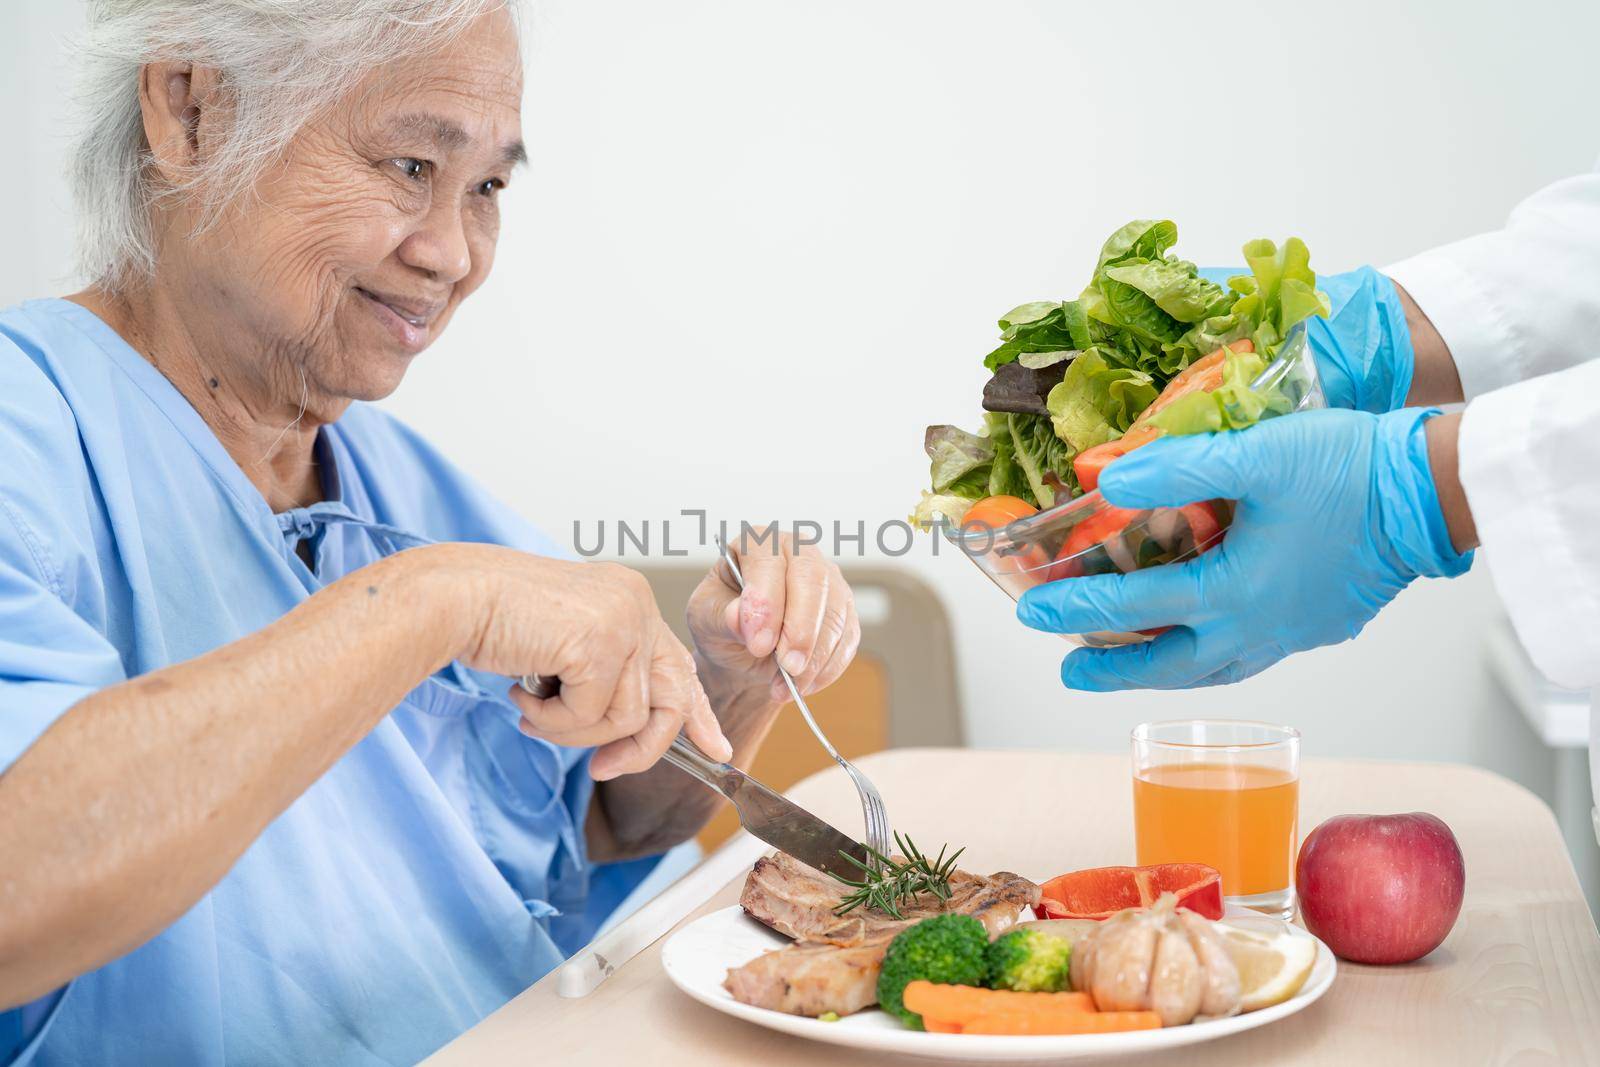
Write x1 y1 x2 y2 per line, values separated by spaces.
1096 219 1178 270
999 301 1060 331
1060 300 1094 349
984 412 1035 501
933 220 1332 519
1045 349 1158 453
924 424 994 494
1081 222 1228 374
1170 312 1250 361
1278 277 1330 334
1101 259 1233 324
1017 348 1076 370
911 491 980 530
945 466 990 498
1146 349 1298 434
1228 237 1331 349
1097 275 1187 346
1008 413 1076 508
983 299 1090 371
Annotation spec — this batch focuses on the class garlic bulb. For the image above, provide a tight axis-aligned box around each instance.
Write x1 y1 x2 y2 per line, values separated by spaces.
1070 892 1241 1026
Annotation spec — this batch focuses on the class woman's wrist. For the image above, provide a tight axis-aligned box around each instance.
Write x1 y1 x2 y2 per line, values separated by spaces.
692 649 784 749
692 648 773 714
353 544 479 673
1395 279 1465 408
1423 410 1480 555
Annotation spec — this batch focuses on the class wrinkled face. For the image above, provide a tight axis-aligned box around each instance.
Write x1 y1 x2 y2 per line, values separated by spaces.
187 8 523 404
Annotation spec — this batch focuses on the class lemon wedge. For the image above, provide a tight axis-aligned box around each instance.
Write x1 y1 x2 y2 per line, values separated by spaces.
1217 924 1318 1012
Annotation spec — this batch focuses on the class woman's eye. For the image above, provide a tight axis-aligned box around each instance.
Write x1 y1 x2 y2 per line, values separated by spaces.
391 158 429 180
476 178 505 198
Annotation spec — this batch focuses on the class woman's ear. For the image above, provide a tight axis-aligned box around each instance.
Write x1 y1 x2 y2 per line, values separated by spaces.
139 61 223 183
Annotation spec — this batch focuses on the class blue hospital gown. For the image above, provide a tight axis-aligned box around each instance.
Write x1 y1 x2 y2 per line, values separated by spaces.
0 299 660 1064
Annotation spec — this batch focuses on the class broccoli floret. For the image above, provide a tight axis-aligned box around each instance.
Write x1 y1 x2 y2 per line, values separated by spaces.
985 928 1072 992
876 914 989 1029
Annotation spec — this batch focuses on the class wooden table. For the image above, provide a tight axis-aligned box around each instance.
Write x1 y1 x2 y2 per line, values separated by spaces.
427 749 1600 1065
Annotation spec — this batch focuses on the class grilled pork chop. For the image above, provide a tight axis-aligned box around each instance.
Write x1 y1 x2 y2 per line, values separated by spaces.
723 937 889 1017
723 852 1040 1016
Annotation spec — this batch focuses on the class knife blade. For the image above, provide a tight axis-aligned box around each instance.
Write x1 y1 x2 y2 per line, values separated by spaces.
518 673 870 880
661 737 872 881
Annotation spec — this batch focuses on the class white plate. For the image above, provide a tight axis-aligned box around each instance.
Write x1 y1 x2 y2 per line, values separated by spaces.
662 905 1335 1062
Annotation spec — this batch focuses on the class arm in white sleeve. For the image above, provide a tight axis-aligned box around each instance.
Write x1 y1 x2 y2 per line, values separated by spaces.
1458 359 1600 689
1387 166 1600 399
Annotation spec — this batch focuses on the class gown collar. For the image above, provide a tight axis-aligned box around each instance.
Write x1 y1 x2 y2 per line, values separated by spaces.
37 298 378 554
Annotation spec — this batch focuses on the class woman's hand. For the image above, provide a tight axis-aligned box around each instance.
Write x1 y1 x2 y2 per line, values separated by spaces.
419 544 731 780
685 531 860 704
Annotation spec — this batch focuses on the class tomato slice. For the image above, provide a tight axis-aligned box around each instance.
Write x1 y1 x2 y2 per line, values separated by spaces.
1073 340 1257 495
1038 500 1226 636
1042 505 1145 583
1179 501 1224 552
1073 424 1162 494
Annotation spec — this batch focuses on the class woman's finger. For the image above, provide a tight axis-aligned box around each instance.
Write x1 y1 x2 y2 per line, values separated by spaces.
588 634 727 778
686 566 741 650
728 530 789 659
591 627 722 778
774 549 830 677
602 639 653 738
793 592 859 697
788 570 853 692
513 610 653 741
721 596 742 642
521 646 652 748
590 704 682 780
654 620 731 760
508 627 634 735
517 649 649 747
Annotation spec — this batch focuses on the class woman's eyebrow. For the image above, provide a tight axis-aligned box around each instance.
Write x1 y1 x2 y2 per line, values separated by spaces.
384 111 527 167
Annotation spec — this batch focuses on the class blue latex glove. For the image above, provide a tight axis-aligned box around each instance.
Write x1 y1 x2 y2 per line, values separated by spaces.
1015 408 1472 690
1197 265 1414 413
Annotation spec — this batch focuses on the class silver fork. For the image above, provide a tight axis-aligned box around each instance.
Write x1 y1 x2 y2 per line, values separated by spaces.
715 535 892 862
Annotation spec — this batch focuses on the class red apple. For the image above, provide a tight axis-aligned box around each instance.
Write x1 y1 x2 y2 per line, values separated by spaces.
1296 812 1465 965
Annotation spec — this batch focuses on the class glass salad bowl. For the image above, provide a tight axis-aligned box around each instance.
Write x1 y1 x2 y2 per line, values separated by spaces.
944 327 1325 647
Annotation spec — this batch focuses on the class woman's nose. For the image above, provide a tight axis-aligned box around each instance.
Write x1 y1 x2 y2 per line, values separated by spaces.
398 202 472 284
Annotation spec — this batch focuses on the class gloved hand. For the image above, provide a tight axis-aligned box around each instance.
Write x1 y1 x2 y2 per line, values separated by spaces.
1015 408 1472 690
1198 265 1414 413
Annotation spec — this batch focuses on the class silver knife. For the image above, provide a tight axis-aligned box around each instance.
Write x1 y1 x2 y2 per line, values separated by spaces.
519 673 871 881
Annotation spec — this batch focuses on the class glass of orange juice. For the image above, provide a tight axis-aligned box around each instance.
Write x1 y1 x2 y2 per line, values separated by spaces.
1132 720 1300 919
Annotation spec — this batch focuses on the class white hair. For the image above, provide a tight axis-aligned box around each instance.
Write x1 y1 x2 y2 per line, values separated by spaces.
70 0 521 292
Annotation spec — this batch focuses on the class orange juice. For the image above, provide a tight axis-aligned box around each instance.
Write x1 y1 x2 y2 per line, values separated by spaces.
1133 762 1298 897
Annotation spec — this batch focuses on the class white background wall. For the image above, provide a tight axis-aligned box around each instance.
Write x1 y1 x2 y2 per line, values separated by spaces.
5 1 1599 873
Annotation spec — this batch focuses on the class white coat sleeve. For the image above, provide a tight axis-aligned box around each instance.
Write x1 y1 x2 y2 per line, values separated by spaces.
1457 360 1600 689
1385 165 1600 400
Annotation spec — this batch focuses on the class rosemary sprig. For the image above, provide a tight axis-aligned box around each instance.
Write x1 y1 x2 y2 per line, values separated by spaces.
831 832 965 918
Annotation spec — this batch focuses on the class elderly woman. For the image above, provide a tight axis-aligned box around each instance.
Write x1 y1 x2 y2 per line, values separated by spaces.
0 1 861 1062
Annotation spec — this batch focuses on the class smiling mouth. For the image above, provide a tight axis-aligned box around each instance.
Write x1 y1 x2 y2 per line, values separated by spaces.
355 287 436 327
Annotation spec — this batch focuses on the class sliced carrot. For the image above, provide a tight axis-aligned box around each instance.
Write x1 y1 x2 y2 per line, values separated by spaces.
960 1010 1163 1036
1158 339 1253 402
1132 339 1253 427
903 982 1094 1025
923 1018 964 1034
974 992 1095 1015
